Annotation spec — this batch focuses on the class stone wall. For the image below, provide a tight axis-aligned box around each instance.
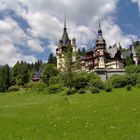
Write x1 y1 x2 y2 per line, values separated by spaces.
95 69 125 81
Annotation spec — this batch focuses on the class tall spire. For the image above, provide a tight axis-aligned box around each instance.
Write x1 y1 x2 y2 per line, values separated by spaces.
98 19 102 35
96 20 106 46
99 20 101 30
61 6 71 46
64 6 67 31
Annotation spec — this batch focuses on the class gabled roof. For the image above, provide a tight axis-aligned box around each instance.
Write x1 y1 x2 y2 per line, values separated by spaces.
107 47 119 58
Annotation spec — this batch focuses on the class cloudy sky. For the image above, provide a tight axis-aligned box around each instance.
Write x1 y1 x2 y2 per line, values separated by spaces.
0 0 140 66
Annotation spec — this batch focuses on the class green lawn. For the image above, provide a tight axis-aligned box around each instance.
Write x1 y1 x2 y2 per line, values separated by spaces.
0 88 140 140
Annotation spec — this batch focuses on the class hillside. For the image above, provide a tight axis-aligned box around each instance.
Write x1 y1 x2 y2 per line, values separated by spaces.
0 88 140 140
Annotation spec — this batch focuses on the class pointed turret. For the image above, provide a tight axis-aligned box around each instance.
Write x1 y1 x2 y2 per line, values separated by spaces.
61 12 71 46
95 20 106 69
96 20 106 46
131 40 138 65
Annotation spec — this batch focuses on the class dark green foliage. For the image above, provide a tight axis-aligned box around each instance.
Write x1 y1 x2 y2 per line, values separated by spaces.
136 83 140 88
34 60 43 71
66 88 76 95
72 72 88 90
25 82 47 92
108 74 138 88
78 88 86 94
136 74 140 83
87 72 104 89
125 65 140 74
11 61 30 86
126 85 132 91
48 75 62 85
47 84 64 94
0 64 10 92
8 86 20 92
108 75 127 88
90 87 100 94
125 57 133 66
47 53 57 65
72 76 88 90
42 64 58 85
105 84 112 92
89 79 104 90
125 74 137 86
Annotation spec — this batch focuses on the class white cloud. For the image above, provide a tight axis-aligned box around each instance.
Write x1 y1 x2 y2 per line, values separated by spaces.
0 17 42 66
100 19 135 49
0 0 139 66
0 43 37 67
27 39 44 53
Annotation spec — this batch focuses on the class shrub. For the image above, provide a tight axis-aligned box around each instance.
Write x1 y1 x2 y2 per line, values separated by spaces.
78 88 86 94
108 75 126 88
72 74 88 90
105 85 112 92
126 85 132 91
136 74 140 84
125 74 137 86
25 82 47 92
49 75 63 85
135 83 140 88
66 89 76 95
90 87 100 94
47 84 64 94
8 86 20 92
125 65 140 74
87 72 100 81
89 79 105 90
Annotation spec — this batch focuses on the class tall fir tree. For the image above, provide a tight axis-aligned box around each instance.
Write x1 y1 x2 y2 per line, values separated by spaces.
47 53 57 65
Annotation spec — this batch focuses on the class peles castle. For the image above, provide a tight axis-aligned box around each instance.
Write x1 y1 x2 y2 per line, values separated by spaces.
56 21 139 80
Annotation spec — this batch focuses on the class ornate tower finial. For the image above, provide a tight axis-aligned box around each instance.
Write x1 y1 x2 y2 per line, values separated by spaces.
64 6 67 31
99 20 101 29
98 19 102 35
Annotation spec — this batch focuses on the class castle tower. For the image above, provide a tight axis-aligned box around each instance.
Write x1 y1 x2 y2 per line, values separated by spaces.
56 17 72 71
95 21 106 69
72 38 77 62
131 41 138 65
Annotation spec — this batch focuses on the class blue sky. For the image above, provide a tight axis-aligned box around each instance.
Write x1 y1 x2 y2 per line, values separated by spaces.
117 0 140 37
0 0 140 66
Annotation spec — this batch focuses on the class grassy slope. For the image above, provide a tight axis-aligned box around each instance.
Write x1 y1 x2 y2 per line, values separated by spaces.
0 88 140 140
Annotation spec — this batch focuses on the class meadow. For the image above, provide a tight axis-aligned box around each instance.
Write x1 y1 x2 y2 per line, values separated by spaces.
0 87 140 140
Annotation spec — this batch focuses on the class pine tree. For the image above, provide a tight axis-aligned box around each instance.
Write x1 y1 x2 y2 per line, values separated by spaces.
47 53 57 65
0 64 10 92
81 47 86 56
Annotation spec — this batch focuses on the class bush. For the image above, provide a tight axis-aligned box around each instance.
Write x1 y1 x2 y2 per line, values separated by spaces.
125 74 137 86
87 72 100 81
136 74 140 83
78 88 86 94
49 75 63 85
25 82 47 92
105 85 112 92
72 73 88 90
8 86 20 92
135 83 140 88
89 79 105 90
125 65 140 74
66 88 76 95
90 87 100 94
108 75 126 88
126 85 132 91
47 84 64 94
